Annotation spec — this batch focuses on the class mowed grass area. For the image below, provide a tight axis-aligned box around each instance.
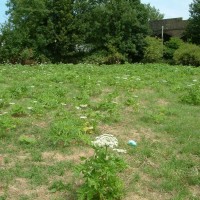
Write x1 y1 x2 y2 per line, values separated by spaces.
0 63 200 200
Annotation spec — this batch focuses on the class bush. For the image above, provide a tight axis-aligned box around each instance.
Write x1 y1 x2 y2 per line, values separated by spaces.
48 116 90 146
173 43 200 67
20 48 36 65
180 84 200 105
82 50 108 65
143 36 163 63
83 50 125 65
164 37 183 62
76 134 127 200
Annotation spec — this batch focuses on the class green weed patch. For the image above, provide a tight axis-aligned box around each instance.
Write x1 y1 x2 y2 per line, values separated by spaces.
0 63 199 200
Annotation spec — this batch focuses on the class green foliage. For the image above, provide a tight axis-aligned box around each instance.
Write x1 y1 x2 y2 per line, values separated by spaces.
185 0 200 45
11 105 27 117
20 48 35 65
18 135 37 145
173 43 200 67
83 48 125 65
78 0 149 62
83 51 108 65
143 36 163 63
49 180 71 193
0 115 16 138
8 85 29 99
48 116 90 146
0 0 149 63
164 37 183 62
144 3 164 21
104 45 126 64
76 146 127 200
180 84 200 105
0 63 200 199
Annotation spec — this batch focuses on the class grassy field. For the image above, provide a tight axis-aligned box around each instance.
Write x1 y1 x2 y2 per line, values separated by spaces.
0 63 200 200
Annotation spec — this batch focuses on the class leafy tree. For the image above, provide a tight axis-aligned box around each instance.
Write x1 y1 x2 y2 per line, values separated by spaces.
185 0 200 45
143 36 163 63
76 0 149 62
0 0 48 63
173 43 200 66
164 37 183 62
144 3 164 21
0 0 150 63
0 0 82 63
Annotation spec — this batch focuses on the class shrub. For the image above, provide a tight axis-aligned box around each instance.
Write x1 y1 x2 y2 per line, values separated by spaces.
83 50 125 65
173 43 200 67
143 36 163 63
48 116 90 146
11 105 27 117
180 84 200 105
20 48 36 65
164 37 183 62
0 115 16 138
82 50 108 65
76 134 127 200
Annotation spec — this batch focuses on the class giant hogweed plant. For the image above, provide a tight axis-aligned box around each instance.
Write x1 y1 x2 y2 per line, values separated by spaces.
76 134 127 200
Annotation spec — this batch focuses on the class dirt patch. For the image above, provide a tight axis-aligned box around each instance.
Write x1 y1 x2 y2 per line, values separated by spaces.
7 178 54 200
33 121 49 128
98 124 158 143
0 184 4 196
31 186 52 200
90 87 114 104
157 99 169 106
124 192 148 200
42 148 94 163
17 153 30 161
8 178 30 199
0 155 4 166
189 185 200 198
137 88 155 94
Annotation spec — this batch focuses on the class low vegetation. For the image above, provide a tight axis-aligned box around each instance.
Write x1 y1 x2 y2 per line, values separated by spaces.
0 63 200 200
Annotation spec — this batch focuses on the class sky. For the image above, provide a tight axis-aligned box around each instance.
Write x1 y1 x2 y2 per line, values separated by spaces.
141 0 192 19
0 0 193 24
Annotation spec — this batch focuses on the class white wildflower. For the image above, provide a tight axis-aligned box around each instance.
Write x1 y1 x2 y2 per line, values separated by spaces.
9 102 15 105
92 134 118 148
80 104 88 108
75 106 81 110
187 84 195 87
113 148 127 154
27 107 33 110
80 116 87 119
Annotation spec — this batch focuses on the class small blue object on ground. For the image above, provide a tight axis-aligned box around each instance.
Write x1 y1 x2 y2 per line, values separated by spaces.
128 140 137 146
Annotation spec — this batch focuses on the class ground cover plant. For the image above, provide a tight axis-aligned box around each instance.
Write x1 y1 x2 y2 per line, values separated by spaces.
0 63 200 200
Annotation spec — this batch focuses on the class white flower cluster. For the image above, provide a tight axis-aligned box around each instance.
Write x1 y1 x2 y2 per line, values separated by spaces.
92 134 127 153
92 134 118 148
113 148 127 154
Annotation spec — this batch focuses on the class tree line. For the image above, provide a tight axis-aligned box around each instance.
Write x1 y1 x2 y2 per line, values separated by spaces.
0 0 199 65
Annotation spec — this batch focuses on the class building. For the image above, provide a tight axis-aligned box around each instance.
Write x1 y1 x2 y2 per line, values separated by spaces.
149 18 188 41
